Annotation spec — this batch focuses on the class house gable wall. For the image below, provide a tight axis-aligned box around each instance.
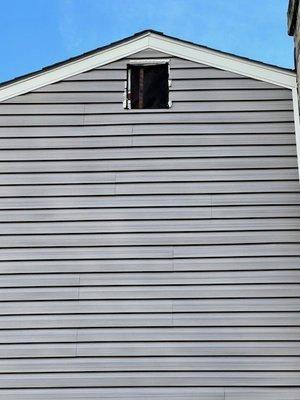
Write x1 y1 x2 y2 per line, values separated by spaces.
0 49 299 399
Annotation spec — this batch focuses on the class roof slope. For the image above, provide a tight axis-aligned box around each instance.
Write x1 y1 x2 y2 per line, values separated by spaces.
0 29 296 102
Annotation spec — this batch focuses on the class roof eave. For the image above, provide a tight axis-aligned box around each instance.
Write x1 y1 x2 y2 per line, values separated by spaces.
0 30 296 103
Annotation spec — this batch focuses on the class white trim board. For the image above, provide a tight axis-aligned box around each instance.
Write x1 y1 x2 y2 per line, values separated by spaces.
0 31 296 103
292 87 300 180
148 34 296 89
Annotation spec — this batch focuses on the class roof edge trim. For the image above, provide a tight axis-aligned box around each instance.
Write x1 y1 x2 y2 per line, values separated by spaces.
0 32 151 102
0 31 296 102
148 33 296 89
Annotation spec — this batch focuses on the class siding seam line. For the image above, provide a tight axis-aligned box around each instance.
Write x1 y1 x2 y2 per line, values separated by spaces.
82 104 86 126
131 125 134 146
75 328 79 358
75 273 80 358
114 172 117 194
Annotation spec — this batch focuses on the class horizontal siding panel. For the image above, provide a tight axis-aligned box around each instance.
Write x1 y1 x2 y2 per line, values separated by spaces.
173 257 300 272
0 246 174 261
0 134 295 149
0 146 296 161
3 92 124 104
0 207 299 223
212 206 300 218
0 168 297 185
1 284 300 302
0 311 298 330
0 111 294 126
0 329 77 343
0 157 297 173
0 257 299 274
0 184 116 197
0 371 299 388
35 81 124 92
0 387 297 400
174 244 300 258
85 111 294 125
212 193 300 205
34 79 278 92
1 356 299 373
132 133 295 146
0 181 299 197
115 181 300 195
0 136 133 149
176 67 271 79
88 100 293 112
0 312 300 330
0 288 78 301
171 79 279 90
0 172 118 185
0 300 172 314
173 312 300 327
0 122 294 137
115 169 299 183
0 274 80 287
1 194 300 210
0 313 173 329
0 344 76 358
72 284 300 300
0 115 84 126
1 101 294 114
1 217 299 234
0 259 174 274
0 208 213 222
79 270 300 286
0 195 212 209
173 89 292 101
0 270 298 288
173 298 300 312
226 388 300 400
0 327 299 343
0 104 85 114
1 298 299 315
0 341 299 358
132 122 295 134
3 89 293 104
1 231 300 248
77 326 300 342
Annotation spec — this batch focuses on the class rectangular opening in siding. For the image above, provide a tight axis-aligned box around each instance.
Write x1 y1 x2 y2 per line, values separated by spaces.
125 59 171 109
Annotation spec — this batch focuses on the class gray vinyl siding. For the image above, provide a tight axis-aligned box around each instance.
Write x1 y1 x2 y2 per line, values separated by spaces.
0 48 299 399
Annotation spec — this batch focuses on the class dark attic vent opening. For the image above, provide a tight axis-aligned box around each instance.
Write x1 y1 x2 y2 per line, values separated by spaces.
126 63 169 109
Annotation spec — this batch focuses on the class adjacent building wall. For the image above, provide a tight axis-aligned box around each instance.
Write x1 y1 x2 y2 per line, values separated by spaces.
0 49 299 399
288 0 300 85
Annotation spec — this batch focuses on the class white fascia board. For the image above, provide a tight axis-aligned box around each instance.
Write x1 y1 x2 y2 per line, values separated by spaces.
0 34 150 102
0 32 296 103
148 34 296 89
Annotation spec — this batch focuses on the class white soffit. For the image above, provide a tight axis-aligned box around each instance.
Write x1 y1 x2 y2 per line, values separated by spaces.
0 31 296 102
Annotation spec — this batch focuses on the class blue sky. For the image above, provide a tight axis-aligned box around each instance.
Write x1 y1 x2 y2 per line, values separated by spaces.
0 0 294 83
